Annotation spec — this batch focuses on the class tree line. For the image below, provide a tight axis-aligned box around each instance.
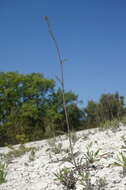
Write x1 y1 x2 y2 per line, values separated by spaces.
0 72 125 146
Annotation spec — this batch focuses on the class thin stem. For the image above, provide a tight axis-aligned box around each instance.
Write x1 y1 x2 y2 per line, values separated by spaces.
44 16 77 169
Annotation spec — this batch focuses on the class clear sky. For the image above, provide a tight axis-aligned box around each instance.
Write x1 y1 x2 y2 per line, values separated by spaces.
0 0 126 105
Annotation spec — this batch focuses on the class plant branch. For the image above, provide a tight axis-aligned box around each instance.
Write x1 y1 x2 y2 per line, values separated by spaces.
44 16 77 169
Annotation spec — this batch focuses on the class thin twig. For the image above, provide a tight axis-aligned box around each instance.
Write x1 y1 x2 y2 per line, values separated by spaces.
43 16 77 169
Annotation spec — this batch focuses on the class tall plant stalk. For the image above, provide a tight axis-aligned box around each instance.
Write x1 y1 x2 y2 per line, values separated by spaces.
44 16 77 168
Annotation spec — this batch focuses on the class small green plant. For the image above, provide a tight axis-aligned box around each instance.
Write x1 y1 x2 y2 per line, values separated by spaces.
54 167 77 189
73 156 86 175
29 149 36 161
95 177 107 190
114 152 126 176
0 162 7 184
4 144 36 163
121 135 126 147
79 171 93 190
47 138 63 154
84 142 101 164
79 173 107 190
52 143 62 154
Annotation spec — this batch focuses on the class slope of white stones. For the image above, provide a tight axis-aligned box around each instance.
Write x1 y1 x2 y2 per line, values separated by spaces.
0 124 126 190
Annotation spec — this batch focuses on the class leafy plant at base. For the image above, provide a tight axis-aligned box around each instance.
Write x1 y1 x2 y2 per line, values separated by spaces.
73 157 86 174
84 142 101 164
79 172 107 190
54 167 77 190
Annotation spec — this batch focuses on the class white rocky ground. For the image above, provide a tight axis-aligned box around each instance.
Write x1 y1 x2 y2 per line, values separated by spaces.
0 124 126 190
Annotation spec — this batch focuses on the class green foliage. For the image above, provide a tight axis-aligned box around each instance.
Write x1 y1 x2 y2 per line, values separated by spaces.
79 171 93 190
84 142 101 163
84 100 98 128
46 89 82 133
0 72 55 145
67 104 83 130
54 167 77 189
0 72 83 146
121 115 126 125
15 134 28 144
54 160 107 190
84 92 125 129
47 138 63 154
114 152 126 168
100 119 119 131
0 162 7 184
29 149 36 161
114 152 126 176
99 93 124 120
0 72 125 146
4 144 36 163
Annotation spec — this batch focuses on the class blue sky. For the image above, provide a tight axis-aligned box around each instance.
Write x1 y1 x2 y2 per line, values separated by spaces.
0 0 126 105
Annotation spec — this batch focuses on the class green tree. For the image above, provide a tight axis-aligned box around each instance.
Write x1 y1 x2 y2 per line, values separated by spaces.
84 92 125 129
84 100 98 128
44 89 82 133
0 72 54 146
99 92 125 121
0 72 82 146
